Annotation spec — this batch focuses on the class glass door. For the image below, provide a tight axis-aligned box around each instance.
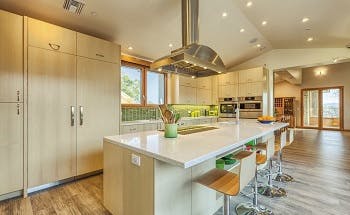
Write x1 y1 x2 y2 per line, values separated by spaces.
302 90 319 128
322 88 340 129
302 87 343 130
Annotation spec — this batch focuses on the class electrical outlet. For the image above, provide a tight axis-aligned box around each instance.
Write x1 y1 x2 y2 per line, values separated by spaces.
131 154 141 166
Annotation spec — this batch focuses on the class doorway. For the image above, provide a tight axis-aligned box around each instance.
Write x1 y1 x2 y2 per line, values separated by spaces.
301 87 344 130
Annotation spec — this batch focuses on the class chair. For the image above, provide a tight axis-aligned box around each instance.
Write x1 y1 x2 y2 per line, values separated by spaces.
274 127 294 182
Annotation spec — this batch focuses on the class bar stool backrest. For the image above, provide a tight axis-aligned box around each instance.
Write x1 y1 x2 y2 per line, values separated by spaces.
280 130 287 149
239 151 256 191
266 136 275 160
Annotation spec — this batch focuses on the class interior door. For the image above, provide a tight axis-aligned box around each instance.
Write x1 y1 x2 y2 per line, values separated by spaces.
0 103 23 195
77 57 119 175
302 89 320 128
28 47 77 187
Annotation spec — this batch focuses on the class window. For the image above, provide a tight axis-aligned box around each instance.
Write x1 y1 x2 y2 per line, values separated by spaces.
121 62 166 106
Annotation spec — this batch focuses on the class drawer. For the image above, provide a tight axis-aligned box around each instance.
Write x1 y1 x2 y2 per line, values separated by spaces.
77 33 119 63
28 18 76 54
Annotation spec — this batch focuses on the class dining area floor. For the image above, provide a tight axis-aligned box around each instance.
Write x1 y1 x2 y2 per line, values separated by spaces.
1 129 349 215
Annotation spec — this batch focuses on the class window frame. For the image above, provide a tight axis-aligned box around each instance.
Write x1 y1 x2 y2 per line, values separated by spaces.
121 60 167 107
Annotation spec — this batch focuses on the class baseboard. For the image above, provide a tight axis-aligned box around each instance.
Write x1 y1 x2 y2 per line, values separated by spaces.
0 190 23 202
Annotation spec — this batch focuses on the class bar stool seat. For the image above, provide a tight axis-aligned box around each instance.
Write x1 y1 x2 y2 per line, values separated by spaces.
256 153 267 165
197 168 240 196
274 143 281 152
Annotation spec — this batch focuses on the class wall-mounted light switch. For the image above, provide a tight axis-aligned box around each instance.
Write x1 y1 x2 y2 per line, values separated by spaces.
131 153 141 166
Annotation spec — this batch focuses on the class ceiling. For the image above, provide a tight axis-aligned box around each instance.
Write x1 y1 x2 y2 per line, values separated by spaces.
1 0 350 68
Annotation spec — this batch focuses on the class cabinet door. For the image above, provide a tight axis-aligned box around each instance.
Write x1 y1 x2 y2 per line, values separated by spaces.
77 57 119 175
196 77 212 90
218 85 238 98
28 47 76 188
77 33 119 63
239 82 264 97
211 75 218 105
179 75 197 88
239 68 264 83
0 10 23 102
28 18 76 55
0 103 23 195
196 89 212 105
218 72 238 85
179 86 196 104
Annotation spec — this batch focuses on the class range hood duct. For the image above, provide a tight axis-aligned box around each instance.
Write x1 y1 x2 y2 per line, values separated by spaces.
150 0 226 77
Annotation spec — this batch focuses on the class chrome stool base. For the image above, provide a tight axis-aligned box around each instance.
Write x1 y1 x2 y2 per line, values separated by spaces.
274 173 294 183
258 185 287 198
236 202 274 215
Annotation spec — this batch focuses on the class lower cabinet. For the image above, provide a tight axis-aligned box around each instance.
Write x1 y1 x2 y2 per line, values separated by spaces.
28 47 77 188
76 57 119 175
0 103 23 195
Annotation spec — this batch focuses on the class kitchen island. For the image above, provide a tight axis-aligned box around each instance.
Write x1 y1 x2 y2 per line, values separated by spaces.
103 119 288 215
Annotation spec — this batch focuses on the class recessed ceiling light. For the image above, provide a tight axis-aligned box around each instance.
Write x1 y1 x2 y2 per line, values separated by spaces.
240 28 245 33
262 21 267 26
90 11 97 16
256 44 261 48
246 1 253 7
302 17 310 23
191 76 196 79
217 71 222 74
168 43 173 47
307 37 313 42
127 46 133 50
204 67 207 69
222 12 228 18
333 58 338 63
157 68 162 72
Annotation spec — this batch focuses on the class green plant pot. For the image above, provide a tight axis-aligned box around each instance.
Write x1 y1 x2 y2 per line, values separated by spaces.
164 124 178 138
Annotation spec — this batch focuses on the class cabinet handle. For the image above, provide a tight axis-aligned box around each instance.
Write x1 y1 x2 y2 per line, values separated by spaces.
79 106 84 126
16 90 20 102
49 43 61 51
16 103 20 115
71 106 75 126
130 128 137 131
96 53 105 58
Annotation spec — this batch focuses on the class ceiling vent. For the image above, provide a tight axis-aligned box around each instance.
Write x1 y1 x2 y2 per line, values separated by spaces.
63 0 85 15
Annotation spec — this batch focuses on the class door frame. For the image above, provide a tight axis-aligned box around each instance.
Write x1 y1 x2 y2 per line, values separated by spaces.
301 86 344 131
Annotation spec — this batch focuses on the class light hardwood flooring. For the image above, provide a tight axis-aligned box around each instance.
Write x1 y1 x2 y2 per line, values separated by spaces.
1 129 350 215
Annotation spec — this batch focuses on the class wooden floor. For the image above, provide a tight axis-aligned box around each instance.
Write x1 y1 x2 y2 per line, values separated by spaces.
1 129 350 215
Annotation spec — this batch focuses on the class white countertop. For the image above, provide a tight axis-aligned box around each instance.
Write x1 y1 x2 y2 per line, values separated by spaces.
105 119 288 168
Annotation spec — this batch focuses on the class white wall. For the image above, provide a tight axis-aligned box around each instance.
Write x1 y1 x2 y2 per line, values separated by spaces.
230 48 350 116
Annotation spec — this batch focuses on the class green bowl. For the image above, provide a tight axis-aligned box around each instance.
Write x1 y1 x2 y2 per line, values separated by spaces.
224 158 237 165
216 159 225 169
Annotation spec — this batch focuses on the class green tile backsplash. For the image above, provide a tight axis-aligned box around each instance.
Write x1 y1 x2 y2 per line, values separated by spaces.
121 105 218 121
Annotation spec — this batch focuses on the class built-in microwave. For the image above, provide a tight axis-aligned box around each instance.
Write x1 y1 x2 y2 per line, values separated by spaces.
238 96 263 118
218 97 239 118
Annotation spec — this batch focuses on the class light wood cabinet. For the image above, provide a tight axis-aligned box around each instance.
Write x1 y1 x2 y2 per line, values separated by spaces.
77 33 119 63
196 88 212 105
218 72 238 85
179 85 196 104
218 84 238 98
77 57 119 175
239 82 264 97
196 77 212 90
28 18 76 55
0 10 23 102
28 47 77 188
238 67 264 83
0 103 23 195
179 75 197 88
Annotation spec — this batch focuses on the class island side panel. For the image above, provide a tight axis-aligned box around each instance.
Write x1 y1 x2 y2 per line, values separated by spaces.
154 160 192 215
191 158 218 215
103 141 154 215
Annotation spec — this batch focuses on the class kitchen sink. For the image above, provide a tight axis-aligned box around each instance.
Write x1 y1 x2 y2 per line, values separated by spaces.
177 125 218 135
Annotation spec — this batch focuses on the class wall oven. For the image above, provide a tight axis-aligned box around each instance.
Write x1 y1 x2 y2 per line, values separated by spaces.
218 97 239 118
239 96 263 119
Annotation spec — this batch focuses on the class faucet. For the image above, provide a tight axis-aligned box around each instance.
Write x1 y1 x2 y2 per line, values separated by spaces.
235 107 240 124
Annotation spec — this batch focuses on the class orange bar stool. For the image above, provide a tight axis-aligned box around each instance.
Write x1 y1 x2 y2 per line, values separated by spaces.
274 127 294 182
256 136 287 198
197 151 256 215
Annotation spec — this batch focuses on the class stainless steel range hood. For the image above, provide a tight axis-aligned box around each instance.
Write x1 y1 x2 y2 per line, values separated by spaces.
150 0 226 77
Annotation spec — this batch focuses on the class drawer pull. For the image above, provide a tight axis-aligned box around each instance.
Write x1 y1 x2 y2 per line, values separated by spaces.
49 43 61 51
17 90 20 102
96 54 105 58
16 103 20 115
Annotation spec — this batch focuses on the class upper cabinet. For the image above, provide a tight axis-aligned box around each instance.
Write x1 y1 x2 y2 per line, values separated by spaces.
196 77 212 90
28 18 76 55
77 33 120 63
0 10 23 102
179 75 197 88
218 72 238 85
238 67 264 83
179 85 196 104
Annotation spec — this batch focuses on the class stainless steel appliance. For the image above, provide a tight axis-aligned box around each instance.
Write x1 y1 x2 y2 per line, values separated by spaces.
239 96 263 119
218 97 239 118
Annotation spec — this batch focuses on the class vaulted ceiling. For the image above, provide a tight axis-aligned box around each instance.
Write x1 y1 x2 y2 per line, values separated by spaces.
1 0 350 68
